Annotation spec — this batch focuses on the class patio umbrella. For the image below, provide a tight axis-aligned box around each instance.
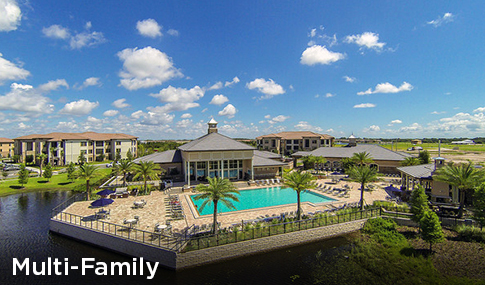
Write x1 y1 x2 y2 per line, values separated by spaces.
331 171 343 175
384 185 402 192
96 189 115 196
91 198 114 207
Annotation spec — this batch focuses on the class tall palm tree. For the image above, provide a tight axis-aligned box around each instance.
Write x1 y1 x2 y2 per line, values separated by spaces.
434 163 485 217
36 153 48 177
77 164 99 200
348 165 378 210
114 159 134 187
133 161 158 194
283 170 317 220
401 157 421 166
194 177 240 234
351 151 374 166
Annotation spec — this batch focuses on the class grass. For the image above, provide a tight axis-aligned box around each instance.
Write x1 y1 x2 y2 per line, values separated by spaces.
0 168 112 197
379 142 485 153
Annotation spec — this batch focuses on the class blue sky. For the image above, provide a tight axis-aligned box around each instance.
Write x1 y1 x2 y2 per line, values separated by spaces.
1 1 484 140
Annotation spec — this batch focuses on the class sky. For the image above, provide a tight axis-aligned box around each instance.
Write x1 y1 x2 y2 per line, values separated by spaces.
1 1 485 140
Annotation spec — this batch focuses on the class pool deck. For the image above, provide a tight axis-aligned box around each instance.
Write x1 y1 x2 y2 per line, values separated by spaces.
61 177 393 233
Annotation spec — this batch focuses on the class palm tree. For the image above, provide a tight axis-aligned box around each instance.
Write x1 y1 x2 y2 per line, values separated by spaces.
401 157 421 166
77 164 99 200
348 165 378 210
283 170 317 220
114 159 134 187
193 177 240 234
434 163 485 217
36 153 48 177
351 151 373 166
133 161 158 194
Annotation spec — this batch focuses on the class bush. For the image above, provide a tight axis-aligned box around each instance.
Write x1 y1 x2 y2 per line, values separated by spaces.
373 200 410 213
362 217 408 247
455 224 485 243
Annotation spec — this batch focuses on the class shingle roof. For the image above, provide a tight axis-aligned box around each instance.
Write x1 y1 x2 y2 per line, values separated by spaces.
253 155 287 167
256 131 334 140
133 150 182 164
14 132 137 141
294 145 411 161
178 132 255 152
397 164 435 179
253 150 282 159
0 137 14 143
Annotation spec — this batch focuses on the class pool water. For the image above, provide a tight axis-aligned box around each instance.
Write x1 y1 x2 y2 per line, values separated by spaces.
190 186 336 216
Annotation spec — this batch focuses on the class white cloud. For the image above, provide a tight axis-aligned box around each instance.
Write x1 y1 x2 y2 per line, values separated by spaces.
38 79 69 92
353 103 376 108
345 32 386 51
118 46 183 90
294 121 323 132
357 82 413 95
42 25 70 39
264 115 271 119
209 94 229 105
428 112 485 134
218 104 237 118
103 110 119 117
343 76 355 83
150 85 204 113
473 107 485 113
112 98 130 109
201 108 208 113
181 113 192 119
0 53 30 84
388 119 402 126
79 77 101 89
428 13 455 27
307 26 337 47
399 123 422 132
209 77 240 90
268 115 290 124
300 45 345 66
225 76 240 87
363 125 380 132
59 99 99 116
167 29 179 36
132 107 175 125
0 82 54 113
246 78 285 100
208 81 223 90
0 0 21 32
136 19 162 38
431 111 446 115
325 93 335 98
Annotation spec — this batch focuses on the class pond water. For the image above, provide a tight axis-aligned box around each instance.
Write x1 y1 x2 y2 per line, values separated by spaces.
0 190 352 284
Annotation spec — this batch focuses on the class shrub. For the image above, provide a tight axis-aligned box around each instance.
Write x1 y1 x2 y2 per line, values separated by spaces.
455 224 485 243
362 217 407 248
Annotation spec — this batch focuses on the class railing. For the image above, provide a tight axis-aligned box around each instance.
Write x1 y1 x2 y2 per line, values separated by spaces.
184 207 381 252
51 210 181 251
51 193 86 217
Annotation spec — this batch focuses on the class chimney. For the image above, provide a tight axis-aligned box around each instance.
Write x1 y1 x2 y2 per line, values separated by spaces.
208 117 218 134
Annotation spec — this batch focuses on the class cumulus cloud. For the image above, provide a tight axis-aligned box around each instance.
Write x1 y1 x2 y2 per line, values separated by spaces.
225 76 240 87
181 113 192 119
150 85 204 113
43 23 106 49
131 107 175 125
167 29 179 36
42 25 70 39
473 107 485 113
38 79 69 92
363 125 380 132
208 81 223 90
345 32 386 51
325 93 335 98
357 82 413 95
399 123 422 132
0 53 30 84
300 45 345 66
267 115 290 124
246 78 285 100
307 26 337 47
0 82 55 113
388 119 402 126
78 77 101 89
294 121 323 132
431 111 446 115
0 0 21 32
353 103 376 108
59 99 99 116
343 76 355 83
136 19 162 38
428 13 455 27
112 98 130 109
209 77 240 90
118 46 183 90
103 110 119 117
218 104 237 118
209 94 229 105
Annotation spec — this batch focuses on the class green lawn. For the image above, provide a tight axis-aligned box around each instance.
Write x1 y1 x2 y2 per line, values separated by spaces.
0 168 112 197
379 142 485 152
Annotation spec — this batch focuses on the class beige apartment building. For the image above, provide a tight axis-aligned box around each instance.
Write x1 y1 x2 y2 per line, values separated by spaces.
0 137 14 158
14 132 137 165
256 131 334 155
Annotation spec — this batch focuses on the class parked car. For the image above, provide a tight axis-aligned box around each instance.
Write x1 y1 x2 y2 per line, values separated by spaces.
106 161 121 168
3 164 20 171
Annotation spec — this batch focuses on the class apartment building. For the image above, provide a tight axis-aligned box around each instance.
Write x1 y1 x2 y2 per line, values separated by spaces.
14 132 138 165
0 137 14 158
256 131 334 155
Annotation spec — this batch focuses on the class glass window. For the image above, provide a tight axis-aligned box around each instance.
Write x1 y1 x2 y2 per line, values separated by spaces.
293 140 299 144
197 162 206 169
116 141 121 145
80 142 87 147
96 141 103 147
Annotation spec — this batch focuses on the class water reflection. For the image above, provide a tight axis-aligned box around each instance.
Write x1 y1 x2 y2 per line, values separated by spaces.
0 190 351 284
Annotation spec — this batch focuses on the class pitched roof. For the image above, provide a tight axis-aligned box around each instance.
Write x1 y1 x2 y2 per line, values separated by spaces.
14 132 137 141
397 164 435 179
178 132 255 152
253 150 282 159
253 155 287 167
133 150 182 164
294 144 411 161
256 131 334 140
0 137 14 143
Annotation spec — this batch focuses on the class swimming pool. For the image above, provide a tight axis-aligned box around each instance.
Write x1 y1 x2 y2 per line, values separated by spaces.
190 186 336 216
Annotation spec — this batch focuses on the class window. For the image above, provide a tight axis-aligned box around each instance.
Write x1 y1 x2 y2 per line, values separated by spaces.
305 139 310 148
80 150 87 154
197 162 206 169
209 161 219 170
286 140 291 144
89 141 93 146
293 140 299 144
116 148 121 153
312 140 317 144
88 149 93 154
80 142 87 147
116 141 121 146
321 139 325 145
95 149 103 155
264 140 269 144
272 140 276 147
286 146 291 150
293 146 299 150
26 142 33 151
96 141 103 147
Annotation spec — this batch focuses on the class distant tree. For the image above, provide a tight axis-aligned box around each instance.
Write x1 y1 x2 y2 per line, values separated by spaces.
78 152 86 165
67 162 76 182
50 147 57 166
77 164 99 200
473 183 485 229
420 210 445 252
18 164 29 187
36 153 48 177
126 149 134 161
137 144 146 157
115 151 122 162
410 185 429 224
401 157 421 166
348 165 378 210
302 155 327 170
43 163 53 181
114 159 134 187
98 153 105 162
283 170 317 220
418 150 431 164
351 151 373 166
